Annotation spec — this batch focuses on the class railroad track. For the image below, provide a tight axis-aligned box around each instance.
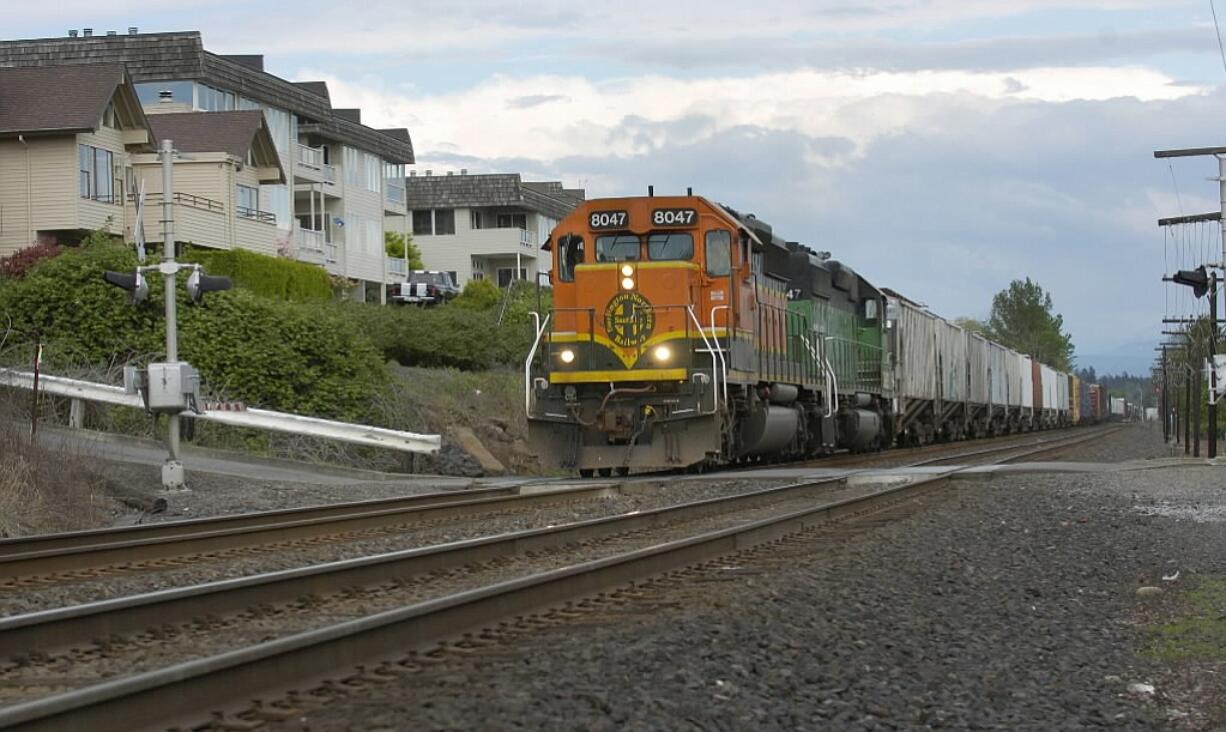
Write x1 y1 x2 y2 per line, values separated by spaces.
0 426 1113 588
0 427 1116 731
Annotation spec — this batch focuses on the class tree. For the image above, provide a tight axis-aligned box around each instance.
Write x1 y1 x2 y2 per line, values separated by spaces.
384 231 423 270
984 278 1075 370
954 317 988 335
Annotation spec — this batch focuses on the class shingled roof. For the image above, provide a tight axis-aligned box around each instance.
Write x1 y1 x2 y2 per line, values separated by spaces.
405 173 584 221
0 31 414 163
0 64 136 136
145 110 284 181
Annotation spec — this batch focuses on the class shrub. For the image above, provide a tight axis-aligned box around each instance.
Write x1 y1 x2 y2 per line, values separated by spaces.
0 242 63 280
452 278 501 310
183 247 332 302
0 243 385 420
384 232 423 270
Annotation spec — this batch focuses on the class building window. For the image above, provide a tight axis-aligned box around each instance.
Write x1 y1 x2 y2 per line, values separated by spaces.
236 184 259 212
412 210 433 236
135 80 193 106
434 209 455 235
79 144 115 203
195 83 235 112
342 146 382 192
446 271 457 286
497 268 527 287
496 213 527 229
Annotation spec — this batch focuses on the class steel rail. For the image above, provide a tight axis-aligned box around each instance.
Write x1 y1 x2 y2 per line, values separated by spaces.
0 472 855 652
0 485 516 556
0 483 618 579
904 425 1120 467
0 428 1111 731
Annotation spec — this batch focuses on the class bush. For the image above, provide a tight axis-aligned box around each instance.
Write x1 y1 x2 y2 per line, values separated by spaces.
453 278 501 310
0 242 64 280
183 247 332 302
0 242 385 420
351 303 533 371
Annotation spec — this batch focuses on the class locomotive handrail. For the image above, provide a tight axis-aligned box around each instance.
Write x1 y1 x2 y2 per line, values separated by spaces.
524 311 552 415
708 305 730 407
823 336 841 417
686 305 721 416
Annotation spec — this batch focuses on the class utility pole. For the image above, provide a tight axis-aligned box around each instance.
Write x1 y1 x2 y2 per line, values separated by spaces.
1186 365 1192 455
159 138 184 489
1210 271 1218 458
1161 345 1169 443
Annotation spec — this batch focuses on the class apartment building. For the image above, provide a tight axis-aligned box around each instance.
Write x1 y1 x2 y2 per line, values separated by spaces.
405 172 583 287
0 64 152 254
0 29 414 302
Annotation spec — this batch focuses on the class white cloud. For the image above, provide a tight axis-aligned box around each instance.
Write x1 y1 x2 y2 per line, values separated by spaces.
314 65 1200 165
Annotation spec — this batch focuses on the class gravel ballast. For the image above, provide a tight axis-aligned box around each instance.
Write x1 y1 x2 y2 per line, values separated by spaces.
270 423 1224 730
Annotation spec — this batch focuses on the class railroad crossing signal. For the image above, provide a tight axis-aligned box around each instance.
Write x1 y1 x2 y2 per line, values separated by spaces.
186 269 233 304
1172 266 1210 299
102 270 149 304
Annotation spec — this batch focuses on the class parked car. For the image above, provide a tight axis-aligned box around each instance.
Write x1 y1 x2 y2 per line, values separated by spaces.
389 270 460 305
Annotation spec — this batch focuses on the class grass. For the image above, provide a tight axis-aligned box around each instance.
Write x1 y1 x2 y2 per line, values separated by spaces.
0 410 112 537
1144 578 1226 662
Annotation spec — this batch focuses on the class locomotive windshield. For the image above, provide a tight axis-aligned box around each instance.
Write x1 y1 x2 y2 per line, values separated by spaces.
647 232 693 261
596 234 640 262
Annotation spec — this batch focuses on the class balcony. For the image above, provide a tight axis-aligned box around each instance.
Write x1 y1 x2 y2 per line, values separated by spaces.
295 143 337 185
387 256 407 278
237 206 277 225
296 226 326 265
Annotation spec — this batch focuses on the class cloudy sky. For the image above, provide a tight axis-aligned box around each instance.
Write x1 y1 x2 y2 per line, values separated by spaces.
11 1 1226 374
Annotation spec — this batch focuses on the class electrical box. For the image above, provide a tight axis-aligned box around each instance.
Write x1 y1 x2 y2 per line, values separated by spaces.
144 361 201 412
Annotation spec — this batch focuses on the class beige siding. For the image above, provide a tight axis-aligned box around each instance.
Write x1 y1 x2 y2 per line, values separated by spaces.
341 185 385 282
0 141 34 254
132 159 230 249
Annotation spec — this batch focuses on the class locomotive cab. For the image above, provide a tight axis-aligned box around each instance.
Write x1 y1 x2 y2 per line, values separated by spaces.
528 196 751 474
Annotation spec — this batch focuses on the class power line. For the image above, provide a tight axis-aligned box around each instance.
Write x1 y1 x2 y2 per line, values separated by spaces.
1212 0 1226 77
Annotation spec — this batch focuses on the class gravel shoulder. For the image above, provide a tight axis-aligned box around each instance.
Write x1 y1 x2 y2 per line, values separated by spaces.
273 423 1225 731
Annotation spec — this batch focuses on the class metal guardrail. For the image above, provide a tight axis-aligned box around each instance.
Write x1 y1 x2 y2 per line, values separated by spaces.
0 369 440 455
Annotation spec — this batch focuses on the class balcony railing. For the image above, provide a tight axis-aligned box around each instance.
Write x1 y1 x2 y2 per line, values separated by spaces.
520 228 534 247
128 191 224 213
237 206 277 225
296 227 326 265
385 180 406 205
387 257 407 277
296 143 337 183
325 242 339 264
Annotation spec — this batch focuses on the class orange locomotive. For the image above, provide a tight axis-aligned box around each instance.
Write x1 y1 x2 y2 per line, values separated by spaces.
525 194 871 475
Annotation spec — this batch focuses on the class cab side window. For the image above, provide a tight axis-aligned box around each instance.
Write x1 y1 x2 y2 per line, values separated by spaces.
705 230 731 276
558 234 584 282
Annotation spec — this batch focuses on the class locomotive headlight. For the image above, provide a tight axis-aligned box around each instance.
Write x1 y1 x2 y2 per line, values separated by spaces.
653 344 672 363
620 264 634 277
621 276 635 291
559 348 576 364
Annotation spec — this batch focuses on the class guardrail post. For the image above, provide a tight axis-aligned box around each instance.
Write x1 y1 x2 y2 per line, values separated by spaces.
69 398 84 429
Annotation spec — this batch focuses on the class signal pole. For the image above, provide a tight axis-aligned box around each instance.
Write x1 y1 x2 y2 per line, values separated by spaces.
160 138 184 488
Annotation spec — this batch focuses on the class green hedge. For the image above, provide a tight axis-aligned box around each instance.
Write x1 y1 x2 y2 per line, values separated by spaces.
0 242 384 421
183 248 332 302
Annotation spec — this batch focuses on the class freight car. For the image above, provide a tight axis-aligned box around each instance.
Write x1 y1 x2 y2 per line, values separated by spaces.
526 194 1076 474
